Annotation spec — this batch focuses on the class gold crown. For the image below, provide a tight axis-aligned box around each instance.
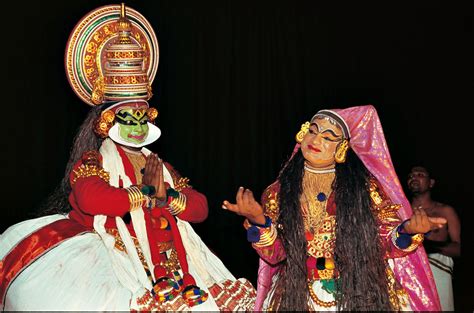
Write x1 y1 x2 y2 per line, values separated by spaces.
65 3 159 106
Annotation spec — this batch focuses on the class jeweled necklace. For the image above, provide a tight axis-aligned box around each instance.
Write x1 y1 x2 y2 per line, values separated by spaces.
300 169 335 234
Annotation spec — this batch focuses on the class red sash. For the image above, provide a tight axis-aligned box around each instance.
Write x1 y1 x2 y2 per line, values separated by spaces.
0 218 91 306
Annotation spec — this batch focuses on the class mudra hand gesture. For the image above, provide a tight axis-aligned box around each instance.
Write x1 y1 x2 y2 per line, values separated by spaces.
222 187 266 225
142 153 167 200
403 207 447 234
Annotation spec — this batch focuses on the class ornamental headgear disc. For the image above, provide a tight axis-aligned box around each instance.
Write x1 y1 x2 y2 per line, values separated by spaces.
65 4 159 106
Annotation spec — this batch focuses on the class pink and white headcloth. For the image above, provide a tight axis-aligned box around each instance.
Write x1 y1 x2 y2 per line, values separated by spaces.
315 104 441 311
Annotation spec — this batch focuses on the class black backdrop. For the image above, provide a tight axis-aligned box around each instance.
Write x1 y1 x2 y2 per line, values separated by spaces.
1 0 472 310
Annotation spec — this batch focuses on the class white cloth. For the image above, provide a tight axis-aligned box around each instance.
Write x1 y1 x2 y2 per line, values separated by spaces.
1 215 131 311
428 253 454 311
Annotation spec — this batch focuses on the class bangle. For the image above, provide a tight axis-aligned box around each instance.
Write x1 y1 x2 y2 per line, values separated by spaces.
392 220 425 251
168 192 186 215
397 219 415 236
126 185 145 212
253 224 278 247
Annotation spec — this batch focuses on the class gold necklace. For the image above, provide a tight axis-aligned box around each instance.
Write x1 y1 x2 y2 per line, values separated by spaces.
301 170 335 234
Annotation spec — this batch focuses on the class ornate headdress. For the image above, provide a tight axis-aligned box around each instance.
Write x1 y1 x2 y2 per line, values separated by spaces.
65 3 160 147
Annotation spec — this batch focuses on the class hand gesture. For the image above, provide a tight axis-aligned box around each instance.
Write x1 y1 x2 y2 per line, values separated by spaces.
403 207 447 234
142 153 167 200
222 187 266 225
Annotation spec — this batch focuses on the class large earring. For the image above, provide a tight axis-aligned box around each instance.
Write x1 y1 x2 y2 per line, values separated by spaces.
146 107 158 123
94 110 115 138
295 122 310 143
335 139 349 163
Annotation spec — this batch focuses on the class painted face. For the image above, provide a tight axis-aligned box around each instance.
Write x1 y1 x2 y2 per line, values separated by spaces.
407 167 432 193
115 107 149 144
300 117 344 169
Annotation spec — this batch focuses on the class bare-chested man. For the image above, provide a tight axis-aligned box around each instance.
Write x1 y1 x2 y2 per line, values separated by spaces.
407 166 461 311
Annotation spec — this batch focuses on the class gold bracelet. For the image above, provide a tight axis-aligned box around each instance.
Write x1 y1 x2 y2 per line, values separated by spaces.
126 185 144 212
168 192 186 215
253 224 277 248
391 226 425 252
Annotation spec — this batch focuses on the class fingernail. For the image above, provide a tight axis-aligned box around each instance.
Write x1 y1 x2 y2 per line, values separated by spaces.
222 205 228 210
239 186 244 190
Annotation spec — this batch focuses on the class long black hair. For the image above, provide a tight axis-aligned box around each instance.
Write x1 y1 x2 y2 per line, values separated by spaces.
274 148 392 311
37 106 103 215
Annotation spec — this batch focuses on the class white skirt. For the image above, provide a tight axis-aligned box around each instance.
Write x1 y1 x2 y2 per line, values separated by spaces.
0 214 246 311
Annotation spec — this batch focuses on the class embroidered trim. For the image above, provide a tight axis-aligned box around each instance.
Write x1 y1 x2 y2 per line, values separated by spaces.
174 177 191 192
71 164 110 185
307 280 336 308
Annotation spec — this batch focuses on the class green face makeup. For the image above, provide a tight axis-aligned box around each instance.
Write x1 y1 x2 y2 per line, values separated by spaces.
116 108 149 144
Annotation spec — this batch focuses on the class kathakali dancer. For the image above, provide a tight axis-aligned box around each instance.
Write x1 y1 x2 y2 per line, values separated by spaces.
223 105 445 311
0 4 255 311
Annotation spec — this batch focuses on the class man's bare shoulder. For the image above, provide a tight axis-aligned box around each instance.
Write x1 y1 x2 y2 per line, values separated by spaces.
433 202 458 219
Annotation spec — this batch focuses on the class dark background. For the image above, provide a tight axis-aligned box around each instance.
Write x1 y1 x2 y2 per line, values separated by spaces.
1 0 472 311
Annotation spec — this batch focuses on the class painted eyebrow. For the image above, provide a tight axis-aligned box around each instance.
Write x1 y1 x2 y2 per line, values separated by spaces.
322 129 341 138
310 123 341 138
116 112 147 121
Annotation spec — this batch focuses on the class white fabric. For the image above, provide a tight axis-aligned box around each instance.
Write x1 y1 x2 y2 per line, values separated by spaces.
98 138 155 298
1 140 239 311
108 122 161 148
428 253 454 311
2 215 131 311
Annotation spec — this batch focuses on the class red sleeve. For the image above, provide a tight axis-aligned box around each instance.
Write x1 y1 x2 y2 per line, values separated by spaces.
69 160 130 217
175 187 208 222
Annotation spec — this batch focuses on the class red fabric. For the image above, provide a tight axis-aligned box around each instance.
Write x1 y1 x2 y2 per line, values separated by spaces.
0 219 90 306
160 209 193 281
68 176 130 228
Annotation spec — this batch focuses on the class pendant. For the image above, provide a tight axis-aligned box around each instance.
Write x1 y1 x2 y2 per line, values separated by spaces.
316 192 327 202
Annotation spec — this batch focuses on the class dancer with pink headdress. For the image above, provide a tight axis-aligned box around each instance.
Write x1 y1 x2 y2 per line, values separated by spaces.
223 104 445 311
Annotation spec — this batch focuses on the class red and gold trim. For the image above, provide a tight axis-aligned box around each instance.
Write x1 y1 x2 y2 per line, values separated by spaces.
71 164 110 185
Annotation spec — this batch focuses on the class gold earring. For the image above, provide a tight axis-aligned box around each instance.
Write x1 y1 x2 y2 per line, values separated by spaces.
335 139 349 163
94 110 115 138
295 122 310 143
146 107 158 123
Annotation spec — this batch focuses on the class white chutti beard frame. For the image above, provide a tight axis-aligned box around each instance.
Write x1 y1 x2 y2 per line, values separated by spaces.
108 122 161 148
